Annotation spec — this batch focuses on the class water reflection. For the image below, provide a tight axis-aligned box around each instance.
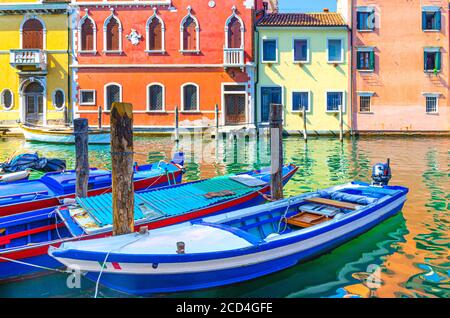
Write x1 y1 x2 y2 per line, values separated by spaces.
0 135 448 298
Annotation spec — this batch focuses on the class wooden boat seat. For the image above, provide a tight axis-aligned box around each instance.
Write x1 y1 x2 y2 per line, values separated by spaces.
305 197 359 210
0 128 9 136
286 212 329 228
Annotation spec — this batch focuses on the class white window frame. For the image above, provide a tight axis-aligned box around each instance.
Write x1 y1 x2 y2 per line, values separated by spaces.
261 37 278 63
292 38 310 64
180 6 200 54
224 6 245 49
78 8 97 54
1 89 14 111
291 90 311 113
104 82 122 112
146 83 165 112
52 89 65 111
423 93 440 114
356 6 376 32
221 82 248 125
181 82 200 112
145 7 165 53
103 8 123 54
79 89 96 106
325 91 346 113
327 38 344 64
357 92 374 113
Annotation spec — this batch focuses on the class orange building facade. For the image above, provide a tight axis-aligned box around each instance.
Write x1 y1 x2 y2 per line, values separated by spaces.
72 0 266 130
346 0 450 132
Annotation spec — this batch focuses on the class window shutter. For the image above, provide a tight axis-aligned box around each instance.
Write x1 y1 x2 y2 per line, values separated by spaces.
435 52 441 71
369 11 375 30
183 17 197 51
356 13 361 30
435 11 441 30
149 19 162 51
369 51 375 70
81 19 94 51
228 17 242 48
424 52 427 71
422 11 427 30
22 19 44 49
107 19 119 51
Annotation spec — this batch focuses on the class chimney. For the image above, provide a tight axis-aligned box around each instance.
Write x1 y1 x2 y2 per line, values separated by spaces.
323 8 330 13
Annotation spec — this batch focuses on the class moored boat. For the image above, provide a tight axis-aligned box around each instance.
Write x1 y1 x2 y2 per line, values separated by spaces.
48 162 408 295
0 164 298 281
0 153 185 217
20 123 110 144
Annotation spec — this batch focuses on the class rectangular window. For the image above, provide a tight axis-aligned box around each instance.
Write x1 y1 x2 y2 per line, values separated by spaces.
262 39 277 62
293 39 308 62
328 39 343 63
292 92 309 112
357 50 375 71
357 10 375 31
425 96 438 113
326 92 344 112
424 50 441 72
79 90 96 105
359 96 371 112
422 10 441 31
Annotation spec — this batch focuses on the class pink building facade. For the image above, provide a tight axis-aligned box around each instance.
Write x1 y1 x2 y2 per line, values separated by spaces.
347 0 450 132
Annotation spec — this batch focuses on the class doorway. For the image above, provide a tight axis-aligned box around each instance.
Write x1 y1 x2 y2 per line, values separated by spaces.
23 82 44 125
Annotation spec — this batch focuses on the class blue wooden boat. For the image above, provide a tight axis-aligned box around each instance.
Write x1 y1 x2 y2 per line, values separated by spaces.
0 153 184 218
0 164 298 281
49 163 408 295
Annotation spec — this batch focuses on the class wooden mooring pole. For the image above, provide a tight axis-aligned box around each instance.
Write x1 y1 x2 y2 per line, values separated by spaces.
98 106 102 129
215 104 219 138
339 104 344 143
175 105 179 142
74 118 89 198
110 102 134 236
269 103 284 201
302 106 307 143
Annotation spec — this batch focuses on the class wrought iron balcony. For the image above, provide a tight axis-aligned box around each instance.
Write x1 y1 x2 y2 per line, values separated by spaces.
223 48 245 68
10 49 47 71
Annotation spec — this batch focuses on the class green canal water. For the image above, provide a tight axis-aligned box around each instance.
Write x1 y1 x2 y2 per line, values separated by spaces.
0 135 448 298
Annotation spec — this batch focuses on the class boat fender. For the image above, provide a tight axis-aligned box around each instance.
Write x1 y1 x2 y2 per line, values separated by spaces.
0 170 30 182
62 198 77 205
334 213 346 221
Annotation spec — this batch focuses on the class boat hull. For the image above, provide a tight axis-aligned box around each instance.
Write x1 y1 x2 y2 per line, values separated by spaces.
76 194 406 295
0 166 298 282
21 124 110 144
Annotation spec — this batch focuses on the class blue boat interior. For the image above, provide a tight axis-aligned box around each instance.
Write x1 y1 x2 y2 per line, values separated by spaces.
206 183 407 243
0 163 179 207
74 165 293 228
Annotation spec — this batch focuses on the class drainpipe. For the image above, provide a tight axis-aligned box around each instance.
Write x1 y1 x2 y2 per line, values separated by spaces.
67 9 71 125
349 0 354 137
254 11 261 132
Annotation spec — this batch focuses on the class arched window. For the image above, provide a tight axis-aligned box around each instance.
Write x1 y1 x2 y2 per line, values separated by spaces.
182 83 199 112
104 9 122 52
180 6 199 52
52 89 65 110
1 89 13 110
22 18 44 49
79 10 96 52
147 84 164 111
225 7 244 49
146 9 165 52
105 83 122 111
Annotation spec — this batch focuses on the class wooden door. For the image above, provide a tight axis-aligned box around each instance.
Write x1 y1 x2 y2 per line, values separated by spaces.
22 19 43 49
225 94 246 125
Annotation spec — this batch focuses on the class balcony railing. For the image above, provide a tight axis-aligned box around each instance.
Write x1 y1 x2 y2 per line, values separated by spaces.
224 48 245 68
10 49 47 71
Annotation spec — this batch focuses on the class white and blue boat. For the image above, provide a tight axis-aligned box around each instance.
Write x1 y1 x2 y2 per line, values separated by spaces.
49 162 409 295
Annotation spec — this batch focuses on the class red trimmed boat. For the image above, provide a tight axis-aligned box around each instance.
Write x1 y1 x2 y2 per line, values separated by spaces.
0 153 185 218
0 164 297 282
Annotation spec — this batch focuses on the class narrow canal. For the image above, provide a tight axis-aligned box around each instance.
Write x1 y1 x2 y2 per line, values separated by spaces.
0 135 448 298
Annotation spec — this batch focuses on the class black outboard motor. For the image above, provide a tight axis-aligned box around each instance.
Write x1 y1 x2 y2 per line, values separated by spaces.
371 158 392 186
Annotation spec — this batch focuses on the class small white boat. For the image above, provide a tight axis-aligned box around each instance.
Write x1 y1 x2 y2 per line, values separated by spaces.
49 161 409 295
20 123 110 144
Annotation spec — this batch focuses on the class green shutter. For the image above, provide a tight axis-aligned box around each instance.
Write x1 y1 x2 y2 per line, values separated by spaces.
422 11 427 30
370 51 375 70
435 12 441 30
435 52 441 71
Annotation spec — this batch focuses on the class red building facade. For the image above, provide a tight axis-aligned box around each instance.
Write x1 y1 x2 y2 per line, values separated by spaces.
72 0 266 131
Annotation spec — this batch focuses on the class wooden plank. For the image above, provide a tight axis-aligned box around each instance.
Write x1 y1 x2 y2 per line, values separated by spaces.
270 103 283 200
286 212 327 228
305 197 359 210
74 118 89 198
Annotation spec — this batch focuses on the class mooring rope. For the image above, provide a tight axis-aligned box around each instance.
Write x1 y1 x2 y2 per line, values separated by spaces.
0 255 71 274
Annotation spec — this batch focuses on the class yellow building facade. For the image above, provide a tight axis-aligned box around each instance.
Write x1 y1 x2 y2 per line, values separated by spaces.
0 0 71 127
256 12 351 134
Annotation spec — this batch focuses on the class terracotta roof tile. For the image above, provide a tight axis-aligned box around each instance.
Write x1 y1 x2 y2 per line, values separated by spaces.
257 13 347 27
